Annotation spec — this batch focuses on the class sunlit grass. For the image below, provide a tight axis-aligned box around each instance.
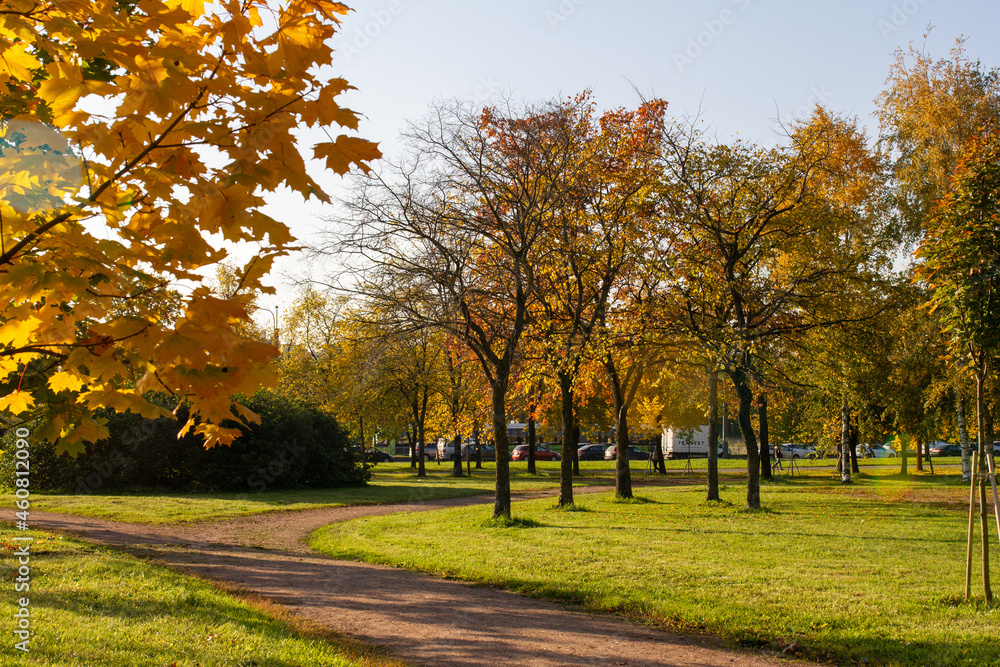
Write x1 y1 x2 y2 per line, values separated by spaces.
2 455 964 525
2 459 616 524
0 529 404 667
310 473 999 667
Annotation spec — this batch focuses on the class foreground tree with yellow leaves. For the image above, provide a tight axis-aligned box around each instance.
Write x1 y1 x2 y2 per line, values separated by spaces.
0 0 378 451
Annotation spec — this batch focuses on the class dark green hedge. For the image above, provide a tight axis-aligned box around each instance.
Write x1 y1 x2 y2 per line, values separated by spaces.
0 391 370 493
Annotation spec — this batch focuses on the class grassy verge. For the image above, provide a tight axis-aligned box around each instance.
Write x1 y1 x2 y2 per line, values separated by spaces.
0 481 490 525
2 456 964 525
309 471 999 667
1 460 610 524
0 528 405 667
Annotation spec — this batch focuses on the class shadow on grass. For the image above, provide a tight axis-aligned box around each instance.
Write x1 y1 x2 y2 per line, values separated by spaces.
609 495 661 505
738 506 777 516
760 475 797 486
937 594 1000 611
480 516 543 529
552 502 592 512
773 631 1000 667
701 499 734 508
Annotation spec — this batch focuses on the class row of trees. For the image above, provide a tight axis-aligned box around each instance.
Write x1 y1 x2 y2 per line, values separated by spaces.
269 41 1000 526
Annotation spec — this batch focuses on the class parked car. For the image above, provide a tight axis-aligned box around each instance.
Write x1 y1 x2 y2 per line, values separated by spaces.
438 437 484 461
367 449 394 463
929 442 961 457
778 443 814 460
404 444 434 461
511 444 561 461
604 445 649 461
577 443 610 461
459 443 496 462
863 444 896 458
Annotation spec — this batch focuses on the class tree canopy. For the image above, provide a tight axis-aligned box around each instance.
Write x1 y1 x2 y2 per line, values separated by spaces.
0 0 379 452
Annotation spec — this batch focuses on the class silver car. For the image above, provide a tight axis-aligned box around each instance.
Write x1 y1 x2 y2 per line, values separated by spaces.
778 443 814 459
863 444 896 458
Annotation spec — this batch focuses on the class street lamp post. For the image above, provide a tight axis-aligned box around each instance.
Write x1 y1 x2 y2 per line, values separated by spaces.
254 305 278 346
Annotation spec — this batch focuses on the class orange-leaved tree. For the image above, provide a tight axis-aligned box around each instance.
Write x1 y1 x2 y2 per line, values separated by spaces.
0 0 379 452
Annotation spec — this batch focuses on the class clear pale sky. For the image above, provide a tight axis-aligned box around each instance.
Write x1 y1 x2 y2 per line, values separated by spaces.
252 0 1000 321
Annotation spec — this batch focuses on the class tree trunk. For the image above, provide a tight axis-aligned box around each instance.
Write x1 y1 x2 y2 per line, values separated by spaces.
607 355 633 499
527 413 537 474
707 367 720 501
758 393 771 481
730 366 760 509
558 371 575 507
409 426 417 469
472 422 480 472
651 430 666 473
491 383 512 519
721 406 730 459
849 417 860 474
451 434 463 476
572 424 581 476
416 420 426 478
959 395 972 483
840 402 851 484
916 432 924 471
614 410 632 499
976 366 993 603
419 390 430 476
899 433 908 475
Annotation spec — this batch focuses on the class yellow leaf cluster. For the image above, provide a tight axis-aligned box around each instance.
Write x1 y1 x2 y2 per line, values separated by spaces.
0 0 377 452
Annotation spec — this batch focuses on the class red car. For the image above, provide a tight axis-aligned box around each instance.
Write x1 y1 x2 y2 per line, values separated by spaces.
510 444 561 461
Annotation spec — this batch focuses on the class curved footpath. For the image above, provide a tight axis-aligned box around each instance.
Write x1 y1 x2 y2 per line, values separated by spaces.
34 488 812 667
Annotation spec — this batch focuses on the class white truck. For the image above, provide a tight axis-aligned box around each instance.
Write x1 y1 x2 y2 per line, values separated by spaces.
662 425 723 459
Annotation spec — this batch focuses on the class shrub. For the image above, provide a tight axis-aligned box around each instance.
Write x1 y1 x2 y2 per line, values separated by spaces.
0 391 370 492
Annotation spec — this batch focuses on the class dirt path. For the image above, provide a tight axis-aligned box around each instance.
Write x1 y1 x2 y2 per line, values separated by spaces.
33 489 811 667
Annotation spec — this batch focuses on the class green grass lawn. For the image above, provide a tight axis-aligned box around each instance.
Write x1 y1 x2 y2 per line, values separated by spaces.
0 529 403 667
0 464 547 524
0 479 491 525
310 470 999 667
2 458 675 524
1 455 964 525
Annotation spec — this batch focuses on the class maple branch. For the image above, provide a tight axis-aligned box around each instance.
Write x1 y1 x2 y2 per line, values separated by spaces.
0 48 228 268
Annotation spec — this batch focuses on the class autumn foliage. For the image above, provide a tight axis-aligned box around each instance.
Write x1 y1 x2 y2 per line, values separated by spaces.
0 0 379 452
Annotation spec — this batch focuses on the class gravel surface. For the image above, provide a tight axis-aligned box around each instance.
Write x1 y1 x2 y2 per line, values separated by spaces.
33 487 814 667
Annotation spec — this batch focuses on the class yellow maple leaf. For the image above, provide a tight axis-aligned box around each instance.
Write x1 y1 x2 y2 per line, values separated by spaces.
0 391 35 415
77 389 171 419
165 0 205 17
313 136 381 175
48 371 85 393
302 0 351 21
37 61 116 118
56 419 108 456
0 318 36 348
0 43 39 82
